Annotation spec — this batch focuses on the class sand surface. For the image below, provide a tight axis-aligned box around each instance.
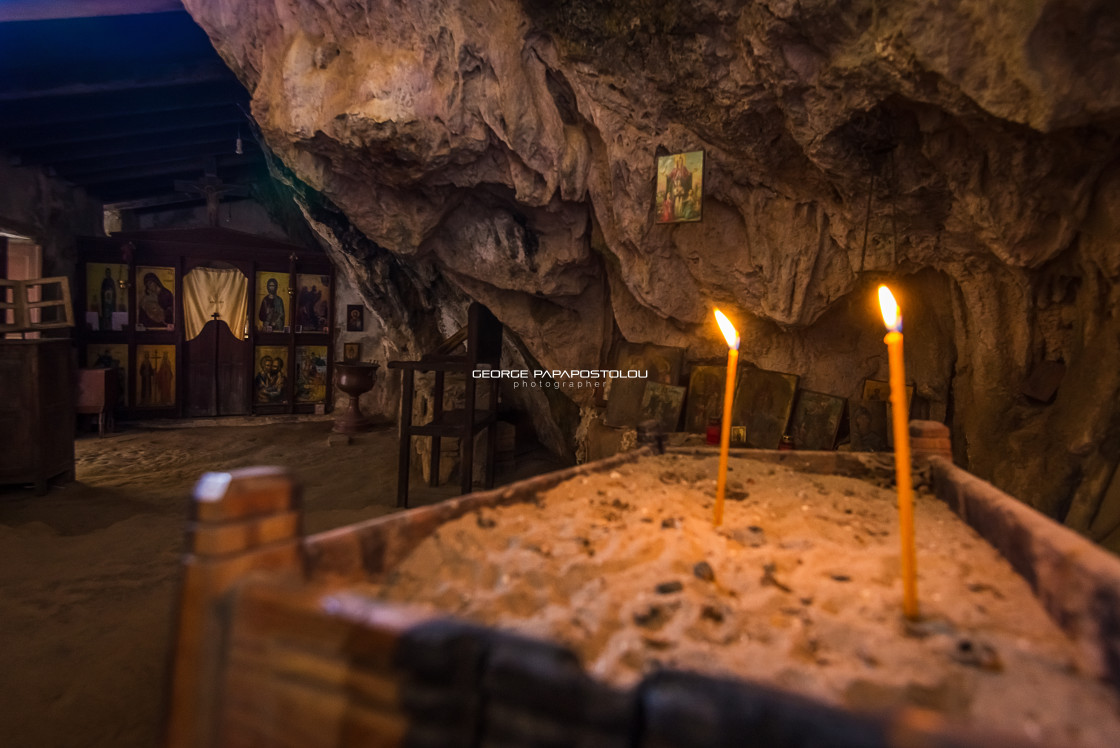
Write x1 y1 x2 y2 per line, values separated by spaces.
370 453 1120 747
0 419 547 748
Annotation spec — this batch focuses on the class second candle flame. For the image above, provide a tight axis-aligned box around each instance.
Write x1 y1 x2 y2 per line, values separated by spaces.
878 286 901 333
714 309 740 350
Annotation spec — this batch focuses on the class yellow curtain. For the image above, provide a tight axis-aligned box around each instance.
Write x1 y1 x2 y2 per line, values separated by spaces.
182 266 248 341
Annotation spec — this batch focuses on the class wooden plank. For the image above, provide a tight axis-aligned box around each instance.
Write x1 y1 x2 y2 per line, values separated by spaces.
189 511 300 556
219 669 409 748
166 469 302 748
193 467 301 522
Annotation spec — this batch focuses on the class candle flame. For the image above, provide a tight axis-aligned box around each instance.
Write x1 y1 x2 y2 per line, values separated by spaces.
878 286 901 332
714 309 740 350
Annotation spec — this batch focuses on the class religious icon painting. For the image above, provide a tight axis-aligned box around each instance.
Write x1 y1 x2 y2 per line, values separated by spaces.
682 365 729 433
296 274 331 332
861 377 913 448
254 345 290 404
85 262 129 331
603 379 647 428
135 266 176 330
295 345 329 403
255 271 289 332
343 343 360 362
135 344 176 407
602 340 685 406
654 150 704 224
640 382 687 432
848 398 889 453
731 366 800 448
86 344 129 407
789 389 846 451
345 304 364 332
861 378 914 412
613 341 684 386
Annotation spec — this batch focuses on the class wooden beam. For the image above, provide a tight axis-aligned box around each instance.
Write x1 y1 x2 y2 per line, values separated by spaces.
0 60 233 103
0 1 184 22
56 140 257 178
12 124 257 165
0 105 248 149
103 193 210 211
80 153 261 186
0 82 249 128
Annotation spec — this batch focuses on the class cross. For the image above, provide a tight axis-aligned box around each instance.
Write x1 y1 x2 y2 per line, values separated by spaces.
208 293 223 320
174 158 249 226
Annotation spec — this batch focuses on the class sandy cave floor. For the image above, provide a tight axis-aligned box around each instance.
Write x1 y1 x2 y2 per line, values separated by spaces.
0 419 559 748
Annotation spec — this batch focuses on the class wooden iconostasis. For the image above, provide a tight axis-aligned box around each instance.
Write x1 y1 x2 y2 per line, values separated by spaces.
76 228 334 419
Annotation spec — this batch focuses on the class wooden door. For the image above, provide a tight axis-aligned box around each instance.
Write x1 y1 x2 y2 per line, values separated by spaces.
183 261 250 416
185 319 250 416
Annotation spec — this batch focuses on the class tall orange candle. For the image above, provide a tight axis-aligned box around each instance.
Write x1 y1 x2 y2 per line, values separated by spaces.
713 309 739 527
878 285 919 620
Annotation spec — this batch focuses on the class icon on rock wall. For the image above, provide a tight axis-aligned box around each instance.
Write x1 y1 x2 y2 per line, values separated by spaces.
654 150 704 224
346 304 363 332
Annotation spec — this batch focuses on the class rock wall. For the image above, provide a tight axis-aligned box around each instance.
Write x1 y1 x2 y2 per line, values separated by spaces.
183 0 1120 550
0 159 104 279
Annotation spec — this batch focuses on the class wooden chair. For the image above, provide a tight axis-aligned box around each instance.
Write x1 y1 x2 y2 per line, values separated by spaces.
388 303 502 507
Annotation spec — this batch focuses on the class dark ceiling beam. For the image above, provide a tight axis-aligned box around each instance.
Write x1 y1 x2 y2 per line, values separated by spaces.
0 81 249 128
54 140 258 178
0 60 233 103
12 124 257 165
0 105 249 149
81 153 261 186
129 195 255 215
104 192 213 211
0 0 183 22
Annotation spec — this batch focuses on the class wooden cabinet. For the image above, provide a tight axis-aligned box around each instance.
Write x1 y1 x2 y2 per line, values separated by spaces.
0 339 75 494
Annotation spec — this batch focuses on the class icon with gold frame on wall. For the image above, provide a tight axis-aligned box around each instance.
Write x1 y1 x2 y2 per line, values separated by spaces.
254 345 290 404
255 271 289 332
135 266 176 330
135 344 176 407
654 150 704 224
85 262 129 331
295 345 328 403
295 274 330 332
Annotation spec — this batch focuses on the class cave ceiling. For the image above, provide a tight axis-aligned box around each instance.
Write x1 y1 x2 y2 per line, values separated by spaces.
181 0 1120 548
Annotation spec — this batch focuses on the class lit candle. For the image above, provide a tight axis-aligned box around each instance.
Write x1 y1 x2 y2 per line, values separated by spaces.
713 309 739 527
878 285 919 620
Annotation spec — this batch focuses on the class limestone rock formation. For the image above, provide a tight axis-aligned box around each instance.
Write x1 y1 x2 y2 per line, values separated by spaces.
183 0 1120 550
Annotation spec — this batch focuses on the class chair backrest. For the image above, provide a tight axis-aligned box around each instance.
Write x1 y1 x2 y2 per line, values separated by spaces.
467 302 502 367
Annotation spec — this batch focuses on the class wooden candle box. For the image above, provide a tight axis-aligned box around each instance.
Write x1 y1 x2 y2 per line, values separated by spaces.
165 439 1120 748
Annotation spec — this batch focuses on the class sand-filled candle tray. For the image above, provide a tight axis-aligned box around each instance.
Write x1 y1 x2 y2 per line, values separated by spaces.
168 447 1120 748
